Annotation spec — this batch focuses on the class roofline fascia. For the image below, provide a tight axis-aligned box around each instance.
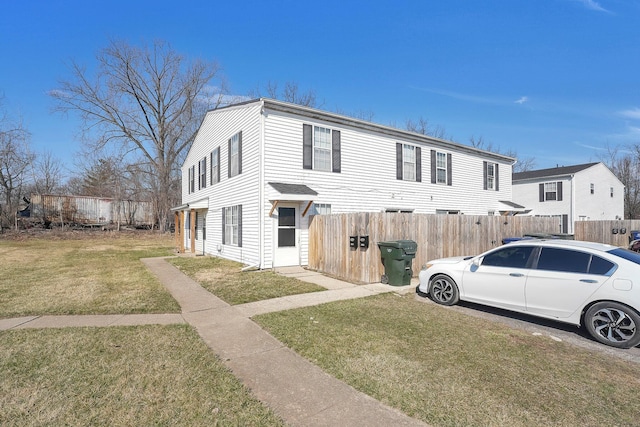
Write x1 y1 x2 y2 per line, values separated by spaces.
208 98 516 164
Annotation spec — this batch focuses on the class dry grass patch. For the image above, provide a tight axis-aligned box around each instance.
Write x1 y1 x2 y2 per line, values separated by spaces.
168 256 325 305
255 293 640 427
0 325 284 426
0 233 179 317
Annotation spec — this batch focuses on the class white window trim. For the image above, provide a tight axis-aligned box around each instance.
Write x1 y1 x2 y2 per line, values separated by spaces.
436 152 447 185
313 126 332 171
224 205 239 246
403 144 416 181
230 133 240 177
544 182 557 201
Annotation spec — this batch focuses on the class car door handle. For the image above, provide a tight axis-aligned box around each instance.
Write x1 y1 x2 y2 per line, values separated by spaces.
580 279 598 283
509 273 524 277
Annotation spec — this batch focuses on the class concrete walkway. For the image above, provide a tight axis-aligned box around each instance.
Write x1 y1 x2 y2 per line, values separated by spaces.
2 258 426 427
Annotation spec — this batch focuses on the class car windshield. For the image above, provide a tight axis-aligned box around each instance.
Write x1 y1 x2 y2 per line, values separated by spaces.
608 248 640 266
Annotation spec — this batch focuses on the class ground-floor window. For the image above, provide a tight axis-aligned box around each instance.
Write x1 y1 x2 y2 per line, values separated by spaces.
223 205 242 246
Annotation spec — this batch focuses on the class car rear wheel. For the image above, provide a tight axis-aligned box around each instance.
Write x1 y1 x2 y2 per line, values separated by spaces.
584 302 640 349
429 274 459 306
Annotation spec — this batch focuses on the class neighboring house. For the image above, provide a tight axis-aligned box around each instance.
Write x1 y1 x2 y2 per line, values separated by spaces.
173 98 515 268
512 162 624 234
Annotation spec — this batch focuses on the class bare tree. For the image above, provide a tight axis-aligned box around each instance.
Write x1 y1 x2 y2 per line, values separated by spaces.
600 144 640 219
469 135 536 173
0 103 33 230
30 151 65 195
250 80 322 108
50 39 223 231
405 116 448 139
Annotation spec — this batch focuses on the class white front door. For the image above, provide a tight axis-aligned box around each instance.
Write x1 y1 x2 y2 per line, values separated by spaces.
273 205 299 267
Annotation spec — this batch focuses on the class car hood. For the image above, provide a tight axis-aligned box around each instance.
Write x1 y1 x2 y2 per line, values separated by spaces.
427 256 474 265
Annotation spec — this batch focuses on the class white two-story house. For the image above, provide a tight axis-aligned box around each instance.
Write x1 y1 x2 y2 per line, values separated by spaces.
512 162 625 234
174 98 515 268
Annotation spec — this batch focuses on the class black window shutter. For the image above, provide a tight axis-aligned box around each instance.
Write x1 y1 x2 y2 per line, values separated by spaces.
483 161 488 190
238 205 243 248
202 157 206 188
221 208 226 244
187 168 191 194
396 143 403 180
539 183 545 202
416 147 422 182
430 150 436 184
495 163 499 191
216 148 220 183
227 138 231 178
198 161 201 190
557 181 563 201
238 131 242 175
210 152 213 185
332 130 341 173
447 153 452 186
303 124 312 169
562 214 568 233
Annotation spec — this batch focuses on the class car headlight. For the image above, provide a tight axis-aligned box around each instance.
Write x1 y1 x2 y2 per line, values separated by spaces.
421 263 433 270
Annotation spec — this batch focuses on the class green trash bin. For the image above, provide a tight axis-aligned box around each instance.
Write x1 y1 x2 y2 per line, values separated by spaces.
377 240 417 286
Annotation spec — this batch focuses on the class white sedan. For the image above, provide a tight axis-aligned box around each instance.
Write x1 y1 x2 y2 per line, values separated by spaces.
417 239 640 348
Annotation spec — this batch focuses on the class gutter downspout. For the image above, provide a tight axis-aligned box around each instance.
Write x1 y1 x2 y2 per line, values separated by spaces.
258 101 266 269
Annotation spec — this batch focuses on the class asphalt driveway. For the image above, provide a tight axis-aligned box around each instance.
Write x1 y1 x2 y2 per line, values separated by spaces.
414 293 640 363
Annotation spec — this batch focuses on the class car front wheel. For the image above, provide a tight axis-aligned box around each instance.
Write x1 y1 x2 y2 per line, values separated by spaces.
584 302 640 349
429 274 459 306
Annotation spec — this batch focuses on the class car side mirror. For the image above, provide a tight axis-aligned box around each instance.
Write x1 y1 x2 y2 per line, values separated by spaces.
470 257 482 272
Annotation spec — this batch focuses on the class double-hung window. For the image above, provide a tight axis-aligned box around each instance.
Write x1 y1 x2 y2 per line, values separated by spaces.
228 131 242 178
303 124 341 173
188 165 195 193
430 150 451 185
403 145 416 181
222 205 242 246
436 152 447 184
210 147 220 185
483 161 499 191
313 126 332 171
396 143 421 181
539 181 563 201
198 157 207 189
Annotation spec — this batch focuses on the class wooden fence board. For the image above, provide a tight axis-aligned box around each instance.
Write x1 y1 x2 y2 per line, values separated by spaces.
310 213 562 284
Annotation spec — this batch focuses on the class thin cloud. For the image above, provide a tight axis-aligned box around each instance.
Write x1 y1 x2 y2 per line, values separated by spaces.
570 0 611 13
409 86 512 106
619 107 640 120
515 96 529 105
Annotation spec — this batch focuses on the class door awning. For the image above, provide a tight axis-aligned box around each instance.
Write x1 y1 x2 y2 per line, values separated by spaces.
268 182 318 201
170 197 209 211
268 182 318 217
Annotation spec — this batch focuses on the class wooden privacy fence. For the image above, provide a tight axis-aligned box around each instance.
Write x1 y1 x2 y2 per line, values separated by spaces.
308 213 560 284
574 220 640 247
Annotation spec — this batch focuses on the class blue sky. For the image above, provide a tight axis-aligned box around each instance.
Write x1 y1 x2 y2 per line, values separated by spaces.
1 0 640 175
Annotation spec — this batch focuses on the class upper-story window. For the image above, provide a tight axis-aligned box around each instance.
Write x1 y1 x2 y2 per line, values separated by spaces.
188 165 195 194
314 126 332 171
484 161 498 191
228 131 242 178
539 181 563 202
198 157 207 190
431 150 452 186
303 124 341 173
396 143 421 182
210 147 220 185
